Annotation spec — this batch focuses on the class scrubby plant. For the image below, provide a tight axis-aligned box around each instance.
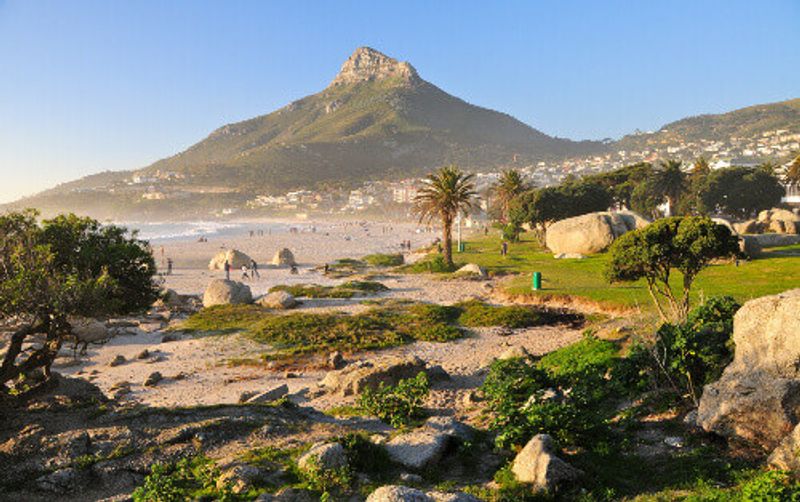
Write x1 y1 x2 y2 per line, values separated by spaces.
270 280 388 299
359 371 430 428
401 254 461 274
132 456 238 502
363 253 404 267
649 296 740 404
456 299 541 329
481 335 622 448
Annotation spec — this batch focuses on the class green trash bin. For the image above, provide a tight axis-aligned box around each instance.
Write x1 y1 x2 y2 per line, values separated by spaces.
532 271 542 291
458 242 465 253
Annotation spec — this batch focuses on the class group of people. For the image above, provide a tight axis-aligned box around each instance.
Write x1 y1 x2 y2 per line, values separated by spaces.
223 259 261 281
399 240 412 250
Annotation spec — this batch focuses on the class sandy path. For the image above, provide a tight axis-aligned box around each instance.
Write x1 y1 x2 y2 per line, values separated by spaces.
56 274 581 411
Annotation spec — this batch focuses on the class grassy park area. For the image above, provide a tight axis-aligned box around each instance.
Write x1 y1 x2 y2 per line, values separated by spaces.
454 234 800 313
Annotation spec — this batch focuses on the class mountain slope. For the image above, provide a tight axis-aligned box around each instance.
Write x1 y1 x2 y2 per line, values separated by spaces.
139 47 599 190
616 98 800 149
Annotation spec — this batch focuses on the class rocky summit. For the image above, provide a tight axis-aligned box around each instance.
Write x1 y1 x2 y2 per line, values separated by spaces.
330 46 420 86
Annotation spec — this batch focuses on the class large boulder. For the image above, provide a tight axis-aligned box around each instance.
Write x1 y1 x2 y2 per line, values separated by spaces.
385 417 472 470
755 208 800 234
711 217 738 236
320 356 428 397
202 279 253 308
545 211 649 256
208 249 253 271
257 291 298 309
511 434 581 492
733 219 762 235
697 289 800 451
272 248 296 267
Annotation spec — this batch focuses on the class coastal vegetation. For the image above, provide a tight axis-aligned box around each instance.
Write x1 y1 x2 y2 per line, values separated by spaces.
0 210 158 395
269 280 389 299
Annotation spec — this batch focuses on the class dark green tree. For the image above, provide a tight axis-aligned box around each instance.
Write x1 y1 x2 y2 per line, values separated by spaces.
413 165 477 268
1 210 159 394
605 217 739 322
698 166 785 219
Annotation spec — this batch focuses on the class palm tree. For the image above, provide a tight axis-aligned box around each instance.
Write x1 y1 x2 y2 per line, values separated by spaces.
653 159 687 216
492 169 529 222
413 165 477 268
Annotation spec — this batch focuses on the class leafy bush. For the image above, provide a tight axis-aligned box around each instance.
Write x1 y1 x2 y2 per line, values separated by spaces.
338 280 390 293
181 304 266 332
132 456 238 502
338 432 394 480
363 253 404 267
400 254 460 274
651 296 740 403
481 335 621 448
359 371 430 427
456 300 541 329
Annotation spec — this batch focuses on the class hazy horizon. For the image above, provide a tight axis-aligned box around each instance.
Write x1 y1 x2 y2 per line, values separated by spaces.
1 0 799 203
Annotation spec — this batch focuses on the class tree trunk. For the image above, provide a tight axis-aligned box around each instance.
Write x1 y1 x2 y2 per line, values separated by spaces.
0 324 37 387
442 216 453 268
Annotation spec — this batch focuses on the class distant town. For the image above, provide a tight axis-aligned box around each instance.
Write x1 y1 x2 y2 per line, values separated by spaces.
79 127 798 219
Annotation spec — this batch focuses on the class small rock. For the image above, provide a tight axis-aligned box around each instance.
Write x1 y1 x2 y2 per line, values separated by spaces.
511 434 582 492
161 333 181 343
297 442 347 473
497 346 530 361
400 472 423 484
284 371 298 379
239 391 258 403
136 349 150 360
386 429 450 470
664 436 684 448
217 464 264 494
246 384 289 403
462 390 482 407
143 372 163 387
425 365 450 382
366 485 430 502
36 468 79 493
108 355 126 367
423 416 473 442
257 290 298 309
329 351 346 370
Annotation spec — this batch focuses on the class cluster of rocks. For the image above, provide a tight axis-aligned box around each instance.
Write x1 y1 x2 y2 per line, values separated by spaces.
207 247 297 271
733 208 800 236
317 355 447 397
202 279 298 310
545 211 649 257
695 289 800 467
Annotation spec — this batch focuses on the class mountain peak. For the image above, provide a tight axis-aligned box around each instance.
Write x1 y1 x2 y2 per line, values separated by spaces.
330 47 419 86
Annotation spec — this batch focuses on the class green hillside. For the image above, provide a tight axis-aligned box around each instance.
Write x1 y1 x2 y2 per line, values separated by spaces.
139 47 600 191
616 98 800 149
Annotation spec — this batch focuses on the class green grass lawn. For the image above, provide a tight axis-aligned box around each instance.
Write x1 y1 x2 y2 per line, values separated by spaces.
454 235 800 313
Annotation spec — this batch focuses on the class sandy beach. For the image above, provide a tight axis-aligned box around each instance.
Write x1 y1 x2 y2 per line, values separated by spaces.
52 219 582 414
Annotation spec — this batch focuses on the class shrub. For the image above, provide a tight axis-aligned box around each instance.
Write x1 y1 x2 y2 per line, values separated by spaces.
269 280 388 299
363 253 404 267
456 300 541 329
132 456 237 502
651 296 740 403
359 371 430 428
338 280 390 293
481 336 622 448
400 254 460 274
338 432 394 480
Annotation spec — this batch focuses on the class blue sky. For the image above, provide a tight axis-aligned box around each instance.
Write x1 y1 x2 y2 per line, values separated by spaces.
0 0 798 203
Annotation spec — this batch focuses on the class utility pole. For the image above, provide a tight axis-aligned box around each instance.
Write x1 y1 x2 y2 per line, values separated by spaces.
457 211 462 251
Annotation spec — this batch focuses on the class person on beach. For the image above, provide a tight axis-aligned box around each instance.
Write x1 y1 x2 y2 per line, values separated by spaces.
290 265 298 275
241 265 250 280
250 259 260 279
166 258 173 275
224 260 231 280
501 241 508 257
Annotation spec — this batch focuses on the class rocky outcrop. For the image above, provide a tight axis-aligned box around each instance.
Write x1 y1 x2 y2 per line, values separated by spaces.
272 248 296 267
208 249 253 271
331 47 419 87
245 384 289 404
734 208 800 236
202 279 253 308
545 211 649 256
319 356 429 397
257 291 298 309
697 289 800 451
511 434 581 492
